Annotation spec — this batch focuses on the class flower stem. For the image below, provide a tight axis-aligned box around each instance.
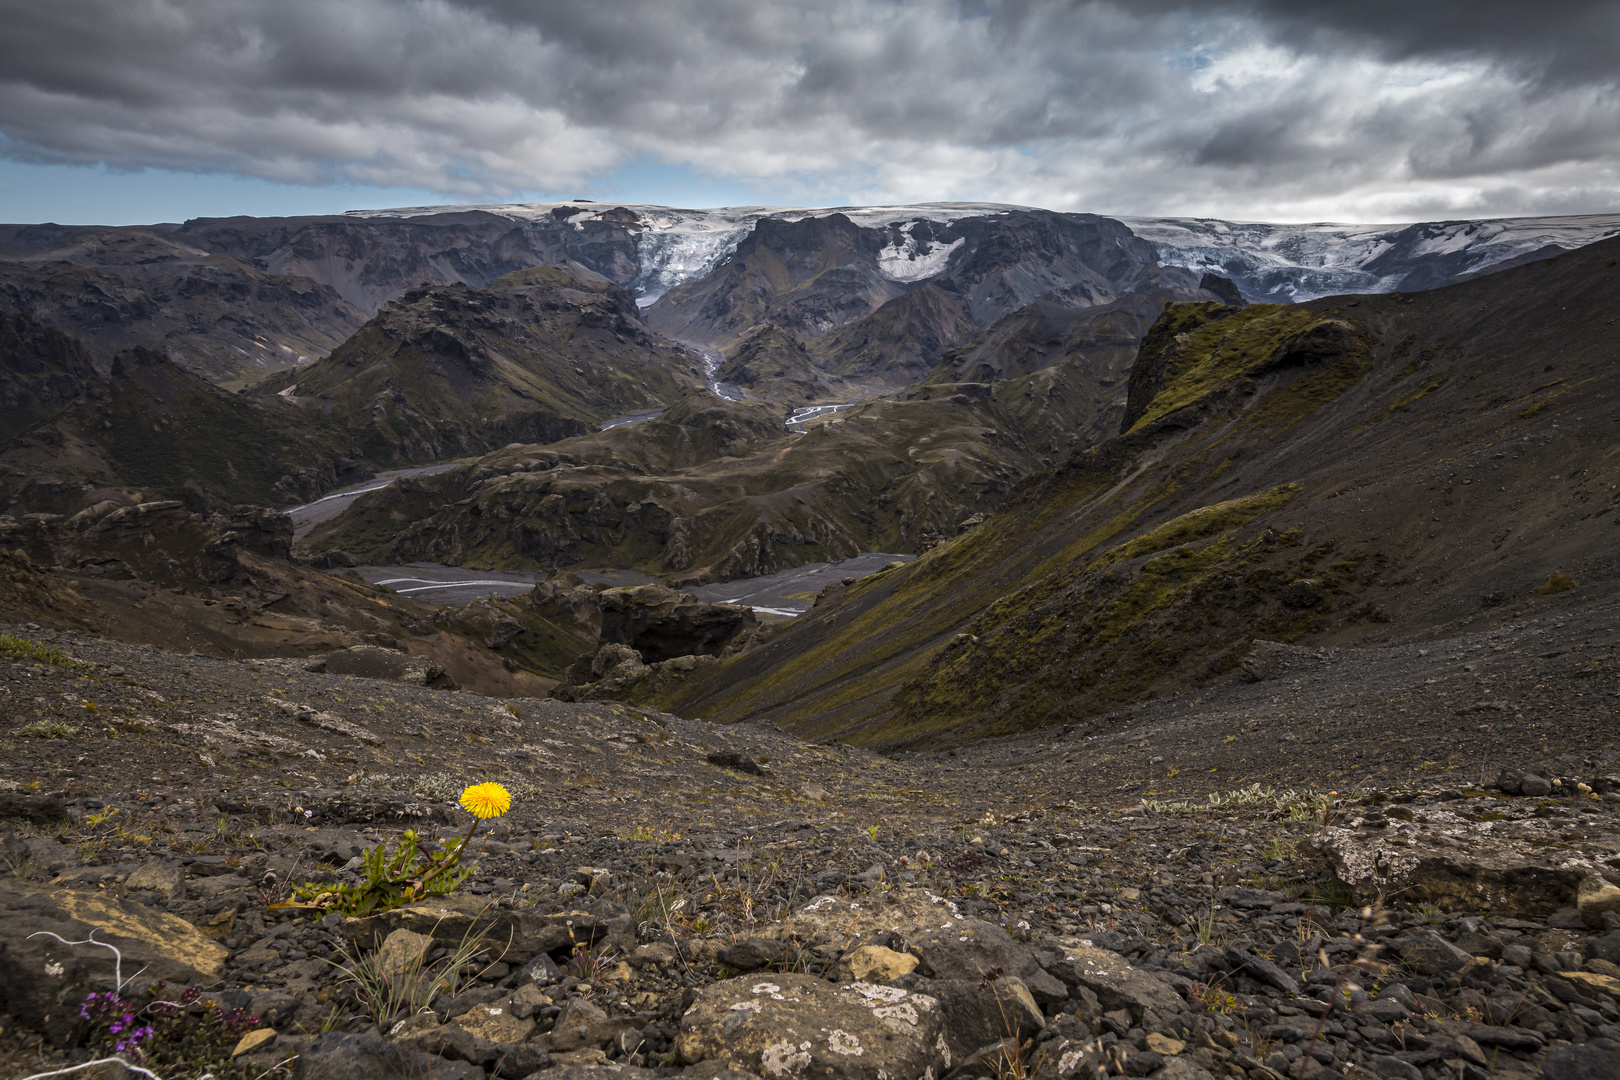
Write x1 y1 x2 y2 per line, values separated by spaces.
423 817 481 887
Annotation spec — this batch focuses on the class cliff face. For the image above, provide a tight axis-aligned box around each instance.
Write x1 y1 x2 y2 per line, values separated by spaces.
644 209 1180 362
0 312 101 445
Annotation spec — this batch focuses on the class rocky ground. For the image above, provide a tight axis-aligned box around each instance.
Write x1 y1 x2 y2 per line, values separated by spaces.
0 601 1617 1080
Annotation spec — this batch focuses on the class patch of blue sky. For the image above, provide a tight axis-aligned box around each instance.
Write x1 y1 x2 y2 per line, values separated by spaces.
0 157 466 225
0 153 824 224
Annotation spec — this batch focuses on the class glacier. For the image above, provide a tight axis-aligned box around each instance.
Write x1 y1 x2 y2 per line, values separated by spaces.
1120 214 1620 302
348 201 1620 306
877 222 966 283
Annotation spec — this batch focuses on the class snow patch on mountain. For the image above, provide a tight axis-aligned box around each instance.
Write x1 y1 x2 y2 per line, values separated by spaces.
348 201 1620 306
1121 214 1620 302
348 201 1016 301
877 223 964 283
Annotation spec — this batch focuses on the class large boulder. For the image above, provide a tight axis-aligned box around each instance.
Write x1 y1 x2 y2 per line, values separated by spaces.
1578 874 1620 928
925 976 1046 1061
1313 811 1617 916
596 583 756 662
0 880 228 1045
780 889 1071 1003
676 974 946 1080
908 919 1069 1005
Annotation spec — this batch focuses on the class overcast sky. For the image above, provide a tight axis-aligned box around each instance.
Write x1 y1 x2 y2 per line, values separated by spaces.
1 0 1617 224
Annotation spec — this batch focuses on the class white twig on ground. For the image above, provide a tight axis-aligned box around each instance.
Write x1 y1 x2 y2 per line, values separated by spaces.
19 1056 165 1080
26 929 146 993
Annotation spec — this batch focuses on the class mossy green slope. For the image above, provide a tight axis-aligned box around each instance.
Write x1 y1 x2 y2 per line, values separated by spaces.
663 236 1620 747
255 272 708 466
305 388 1047 584
717 325 857 405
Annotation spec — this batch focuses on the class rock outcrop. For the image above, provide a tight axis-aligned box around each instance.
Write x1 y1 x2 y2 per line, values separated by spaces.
596 584 756 663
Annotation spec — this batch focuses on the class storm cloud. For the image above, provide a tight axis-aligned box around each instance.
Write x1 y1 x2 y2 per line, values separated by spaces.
1 0 1616 219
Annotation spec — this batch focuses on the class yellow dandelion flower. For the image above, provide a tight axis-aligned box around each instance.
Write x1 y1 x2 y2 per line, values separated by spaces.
459 782 511 819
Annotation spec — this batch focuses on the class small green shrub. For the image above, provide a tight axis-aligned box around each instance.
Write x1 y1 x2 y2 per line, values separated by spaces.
274 828 475 917
0 632 78 667
18 718 78 739
1536 572 1577 596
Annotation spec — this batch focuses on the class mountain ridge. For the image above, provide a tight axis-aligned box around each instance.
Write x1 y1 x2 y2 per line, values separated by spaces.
4 203 1615 389
648 234 1620 746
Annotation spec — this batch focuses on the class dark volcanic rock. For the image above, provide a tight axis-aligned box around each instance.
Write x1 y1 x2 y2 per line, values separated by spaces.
1198 272 1247 307
909 918 1069 1004
0 312 102 445
596 584 756 663
1543 1040 1620 1080
294 1031 482 1080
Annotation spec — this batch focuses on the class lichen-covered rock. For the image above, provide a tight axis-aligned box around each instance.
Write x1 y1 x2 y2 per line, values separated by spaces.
1041 937 1184 1020
123 859 186 901
450 999 535 1044
677 974 946 1080
374 931 437 981
1313 810 1616 915
1578 874 1620 928
783 888 965 951
832 944 919 984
